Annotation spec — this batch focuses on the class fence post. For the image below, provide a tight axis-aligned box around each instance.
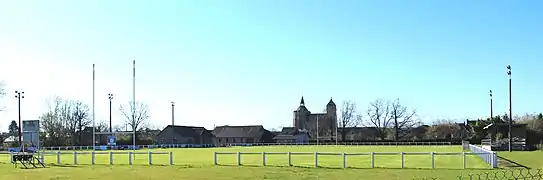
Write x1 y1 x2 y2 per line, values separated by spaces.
57 151 61 164
91 151 95 165
9 152 13 164
148 151 153 165
462 152 466 169
129 152 133 165
287 152 292 166
213 152 217 165
314 152 318 167
110 151 113 165
74 151 78 165
400 152 404 168
492 152 497 168
237 152 241 166
262 152 266 166
371 152 375 168
431 152 435 169
342 153 346 169
169 152 173 165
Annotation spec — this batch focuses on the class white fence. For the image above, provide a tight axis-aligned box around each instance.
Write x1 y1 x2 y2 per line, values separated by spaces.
214 151 497 169
468 144 497 168
39 142 453 150
4 151 173 165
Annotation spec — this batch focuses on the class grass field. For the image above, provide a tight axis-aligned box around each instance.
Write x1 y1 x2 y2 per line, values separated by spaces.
0 145 541 180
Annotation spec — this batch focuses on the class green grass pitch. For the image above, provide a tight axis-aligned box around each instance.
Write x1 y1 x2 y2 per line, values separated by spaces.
0 145 539 180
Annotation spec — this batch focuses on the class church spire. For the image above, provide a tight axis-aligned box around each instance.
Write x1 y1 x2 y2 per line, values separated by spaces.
300 96 305 106
327 97 336 106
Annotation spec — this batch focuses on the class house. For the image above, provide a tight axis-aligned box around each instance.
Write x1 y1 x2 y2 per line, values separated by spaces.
213 125 275 144
156 125 215 144
272 128 310 143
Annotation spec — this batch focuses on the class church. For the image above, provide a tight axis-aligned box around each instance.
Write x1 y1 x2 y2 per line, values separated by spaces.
291 96 337 140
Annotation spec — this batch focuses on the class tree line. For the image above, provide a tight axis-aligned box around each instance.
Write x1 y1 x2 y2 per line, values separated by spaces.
1 95 153 147
337 98 543 144
338 98 419 141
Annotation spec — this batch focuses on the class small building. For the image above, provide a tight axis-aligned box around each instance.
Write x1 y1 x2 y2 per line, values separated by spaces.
156 125 215 144
273 128 310 144
213 125 275 144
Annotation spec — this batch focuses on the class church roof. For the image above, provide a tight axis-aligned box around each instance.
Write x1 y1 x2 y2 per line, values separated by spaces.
327 97 335 106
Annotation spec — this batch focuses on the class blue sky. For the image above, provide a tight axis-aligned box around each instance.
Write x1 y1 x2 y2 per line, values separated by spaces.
0 1 542 131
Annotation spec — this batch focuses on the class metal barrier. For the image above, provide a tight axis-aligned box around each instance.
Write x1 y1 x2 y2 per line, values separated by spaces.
213 151 495 169
468 144 497 168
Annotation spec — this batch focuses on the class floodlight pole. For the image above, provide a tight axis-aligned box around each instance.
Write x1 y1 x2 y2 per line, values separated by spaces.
171 102 175 126
489 90 493 121
92 64 96 150
507 65 512 152
132 60 136 152
15 91 24 150
108 93 114 132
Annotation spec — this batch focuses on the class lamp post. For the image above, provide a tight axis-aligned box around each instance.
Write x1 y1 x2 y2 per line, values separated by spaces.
108 93 114 132
171 102 175 126
15 91 24 148
489 90 493 121
507 65 512 152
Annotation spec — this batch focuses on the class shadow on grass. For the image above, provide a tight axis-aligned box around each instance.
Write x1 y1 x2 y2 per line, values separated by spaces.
215 164 491 170
37 163 200 169
497 155 531 169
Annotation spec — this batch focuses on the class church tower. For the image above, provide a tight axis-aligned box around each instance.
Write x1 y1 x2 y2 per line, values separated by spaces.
326 97 337 138
293 96 310 130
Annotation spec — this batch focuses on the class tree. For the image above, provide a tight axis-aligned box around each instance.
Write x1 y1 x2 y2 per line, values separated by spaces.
120 101 150 136
389 98 419 140
8 120 18 138
338 100 362 141
366 99 392 140
425 119 464 140
0 82 6 111
40 96 65 146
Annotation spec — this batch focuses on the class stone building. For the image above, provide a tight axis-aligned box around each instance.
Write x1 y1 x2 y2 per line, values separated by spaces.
292 96 337 140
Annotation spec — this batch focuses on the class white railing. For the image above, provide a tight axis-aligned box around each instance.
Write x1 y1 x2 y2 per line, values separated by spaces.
468 144 497 168
214 151 497 169
38 142 453 150
3 151 173 165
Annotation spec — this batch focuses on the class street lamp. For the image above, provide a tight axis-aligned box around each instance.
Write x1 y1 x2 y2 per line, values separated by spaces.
108 93 114 132
14 91 24 149
507 65 512 152
489 90 493 121
171 102 175 126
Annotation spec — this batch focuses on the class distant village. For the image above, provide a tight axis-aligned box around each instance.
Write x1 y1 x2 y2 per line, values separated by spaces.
87 97 530 146
0 96 532 148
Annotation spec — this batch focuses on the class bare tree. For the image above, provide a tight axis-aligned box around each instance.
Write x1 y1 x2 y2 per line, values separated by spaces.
96 120 109 132
120 101 150 132
339 100 362 141
40 96 65 146
0 82 6 111
366 99 392 140
389 98 419 140
72 101 90 144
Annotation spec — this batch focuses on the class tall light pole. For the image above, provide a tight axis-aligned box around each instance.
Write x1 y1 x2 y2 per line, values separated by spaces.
15 91 24 149
108 93 114 132
507 65 512 152
489 90 493 121
171 102 175 126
